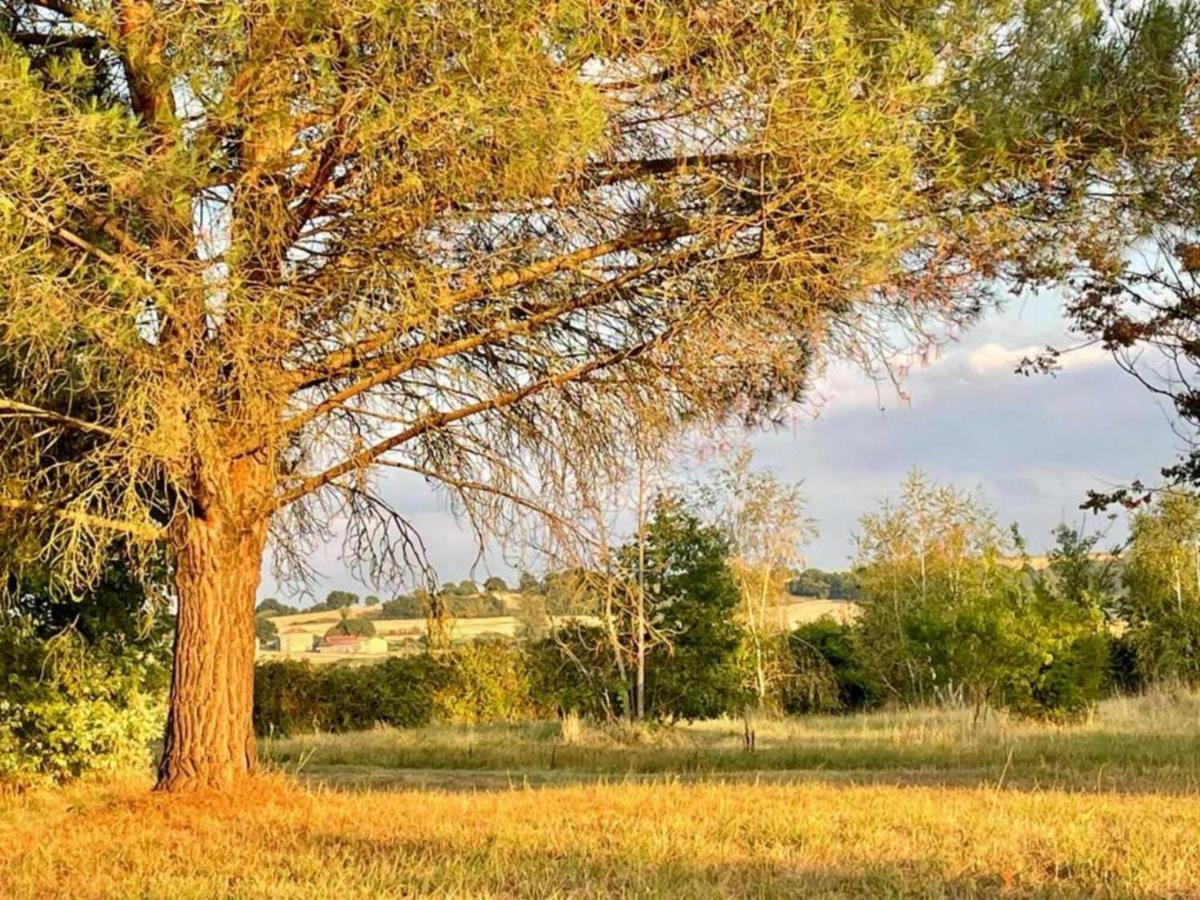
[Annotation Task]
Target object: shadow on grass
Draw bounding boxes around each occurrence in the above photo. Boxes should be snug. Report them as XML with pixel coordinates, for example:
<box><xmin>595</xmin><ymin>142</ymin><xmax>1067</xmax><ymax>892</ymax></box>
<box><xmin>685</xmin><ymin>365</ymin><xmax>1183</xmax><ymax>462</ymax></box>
<box><xmin>267</xmin><ymin>729</ymin><xmax>1200</xmax><ymax>797</ymax></box>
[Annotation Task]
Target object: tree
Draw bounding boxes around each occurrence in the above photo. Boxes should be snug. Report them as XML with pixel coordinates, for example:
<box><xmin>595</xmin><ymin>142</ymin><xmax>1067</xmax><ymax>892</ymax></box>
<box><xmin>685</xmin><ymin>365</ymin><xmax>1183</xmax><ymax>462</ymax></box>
<box><xmin>1021</xmin><ymin>3</ymin><xmax>1200</xmax><ymax>496</ymax></box>
<box><xmin>380</xmin><ymin>594</ymin><xmax>423</xmax><ymax>619</ymax></box>
<box><xmin>636</xmin><ymin>497</ymin><xmax>744</xmax><ymax>721</ymax></box>
<box><xmin>854</xmin><ymin>470</ymin><xmax>1015</xmax><ymax>707</ymax></box>
<box><xmin>698</xmin><ymin>447</ymin><xmax>814</xmax><ymax>708</ymax></box>
<box><xmin>0</xmin><ymin>2</ymin><xmax>1180</xmax><ymax>790</ymax></box>
<box><xmin>483</xmin><ymin>576</ymin><xmax>508</xmax><ymax>593</ymax></box>
<box><xmin>788</xmin><ymin>569</ymin><xmax>860</xmax><ymax>600</ymax></box>
<box><xmin>1120</xmin><ymin>492</ymin><xmax>1200</xmax><ymax>686</ymax></box>
<box><xmin>324</xmin><ymin>611</ymin><xmax>376</xmax><ymax>639</ymax></box>
<box><xmin>253</xmin><ymin>615</ymin><xmax>276</xmax><ymax>646</ymax></box>
<box><xmin>255</xmin><ymin>597</ymin><xmax>297</xmax><ymax>617</ymax></box>
<box><xmin>517</xmin><ymin>572</ymin><xmax>541</xmax><ymax>594</ymax></box>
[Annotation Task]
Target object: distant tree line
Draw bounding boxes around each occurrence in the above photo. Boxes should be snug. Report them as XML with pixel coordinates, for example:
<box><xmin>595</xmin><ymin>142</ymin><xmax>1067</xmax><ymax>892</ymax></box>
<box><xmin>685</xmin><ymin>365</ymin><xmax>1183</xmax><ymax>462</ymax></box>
<box><xmin>257</xmin><ymin>471</ymin><xmax>1200</xmax><ymax>733</ymax></box>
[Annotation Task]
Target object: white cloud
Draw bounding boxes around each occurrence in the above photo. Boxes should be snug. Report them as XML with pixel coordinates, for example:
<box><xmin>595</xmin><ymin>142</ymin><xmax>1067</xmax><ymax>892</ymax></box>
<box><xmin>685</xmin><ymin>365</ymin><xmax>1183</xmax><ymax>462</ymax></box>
<box><xmin>967</xmin><ymin>341</ymin><xmax>1110</xmax><ymax>377</ymax></box>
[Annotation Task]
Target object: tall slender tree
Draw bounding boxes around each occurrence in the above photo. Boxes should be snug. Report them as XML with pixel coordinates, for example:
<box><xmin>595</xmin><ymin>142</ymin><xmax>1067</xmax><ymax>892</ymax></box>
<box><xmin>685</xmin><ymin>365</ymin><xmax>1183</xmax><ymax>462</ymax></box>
<box><xmin>1</xmin><ymin>1</ymin><xmax>1188</xmax><ymax>789</ymax></box>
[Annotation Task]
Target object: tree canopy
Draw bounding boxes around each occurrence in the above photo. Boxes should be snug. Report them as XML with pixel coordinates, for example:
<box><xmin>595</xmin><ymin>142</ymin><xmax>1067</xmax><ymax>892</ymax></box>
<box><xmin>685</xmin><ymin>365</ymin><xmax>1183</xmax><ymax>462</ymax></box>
<box><xmin>1</xmin><ymin>0</ymin><xmax>1194</xmax><ymax>790</ymax></box>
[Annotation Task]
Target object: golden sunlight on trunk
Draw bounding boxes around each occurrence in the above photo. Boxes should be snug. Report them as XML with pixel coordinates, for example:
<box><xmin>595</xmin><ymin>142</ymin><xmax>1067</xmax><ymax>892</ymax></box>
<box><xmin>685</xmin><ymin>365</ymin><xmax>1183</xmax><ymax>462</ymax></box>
<box><xmin>156</xmin><ymin>508</ymin><xmax>267</xmax><ymax>792</ymax></box>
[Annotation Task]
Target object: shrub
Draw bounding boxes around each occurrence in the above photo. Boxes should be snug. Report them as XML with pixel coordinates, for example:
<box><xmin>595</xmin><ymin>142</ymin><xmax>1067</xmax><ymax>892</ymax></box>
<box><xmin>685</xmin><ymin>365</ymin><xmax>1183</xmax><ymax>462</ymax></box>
<box><xmin>0</xmin><ymin>622</ymin><xmax>165</xmax><ymax>785</ymax></box>
<box><xmin>432</xmin><ymin>642</ymin><xmax>537</xmax><ymax>724</ymax></box>
<box><xmin>254</xmin><ymin>656</ymin><xmax>442</xmax><ymax>735</ymax></box>
<box><xmin>781</xmin><ymin>618</ymin><xmax>883</xmax><ymax>714</ymax></box>
<box><xmin>254</xmin><ymin>646</ymin><xmax>538</xmax><ymax>735</ymax></box>
<box><xmin>381</xmin><ymin>595</ymin><xmax>425</xmax><ymax>618</ymax></box>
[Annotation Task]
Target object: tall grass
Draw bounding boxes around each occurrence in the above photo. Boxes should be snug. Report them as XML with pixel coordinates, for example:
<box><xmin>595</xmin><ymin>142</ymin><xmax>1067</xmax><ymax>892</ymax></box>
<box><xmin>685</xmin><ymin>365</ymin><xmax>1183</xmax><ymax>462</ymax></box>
<box><xmin>262</xmin><ymin>690</ymin><xmax>1200</xmax><ymax>792</ymax></box>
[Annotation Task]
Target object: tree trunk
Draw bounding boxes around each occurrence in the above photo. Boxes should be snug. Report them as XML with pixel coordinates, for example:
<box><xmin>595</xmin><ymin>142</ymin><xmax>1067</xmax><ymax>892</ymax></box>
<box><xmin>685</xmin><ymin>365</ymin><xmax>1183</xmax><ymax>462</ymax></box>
<box><xmin>156</xmin><ymin>507</ymin><xmax>268</xmax><ymax>792</ymax></box>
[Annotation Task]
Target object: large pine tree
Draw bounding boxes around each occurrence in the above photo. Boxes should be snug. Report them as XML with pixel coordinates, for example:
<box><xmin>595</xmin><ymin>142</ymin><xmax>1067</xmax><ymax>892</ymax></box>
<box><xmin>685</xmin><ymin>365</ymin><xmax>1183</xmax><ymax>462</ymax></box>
<box><xmin>1</xmin><ymin>0</ymin><xmax>1190</xmax><ymax>789</ymax></box>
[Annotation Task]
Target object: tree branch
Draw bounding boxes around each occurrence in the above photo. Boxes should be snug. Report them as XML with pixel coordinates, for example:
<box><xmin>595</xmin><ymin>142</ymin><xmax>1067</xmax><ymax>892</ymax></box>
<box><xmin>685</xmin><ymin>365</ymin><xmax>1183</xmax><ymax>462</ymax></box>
<box><xmin>277</xmin><ymin>242</ymin><xmax>709</xmax><ymax>441</ymax></box>
<box><xmin>292</xmin><ymin>222</ymin><xmax>697</xmax><ymax>389</ymax></box>
<box><xmin>0</xmin><ymin>497</ymin><xmax>162</xmax><ymax>541</ymax></box>
<box><xmin>274</xmin><ymin>320</ymin><xmax>691</xmax><ymax>512</ymax></box>
<box><xmin>0</xmin><ymin>397</ymin><xmax>119</xmax><ymax>439</ymax></box>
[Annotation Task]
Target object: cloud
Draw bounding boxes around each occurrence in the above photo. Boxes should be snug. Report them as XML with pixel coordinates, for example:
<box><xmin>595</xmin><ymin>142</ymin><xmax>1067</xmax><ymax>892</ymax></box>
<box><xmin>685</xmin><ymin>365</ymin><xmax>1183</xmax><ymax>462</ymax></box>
<box><xmin>966</xmin><ymin>341</ymin><xmax>1110</xmax><ymax>377</ymax></box>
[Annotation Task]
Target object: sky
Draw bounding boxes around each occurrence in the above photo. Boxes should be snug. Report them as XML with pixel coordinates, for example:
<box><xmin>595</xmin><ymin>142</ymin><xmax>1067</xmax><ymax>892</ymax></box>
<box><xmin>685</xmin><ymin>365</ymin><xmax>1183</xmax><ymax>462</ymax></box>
<box><xmin>259</xmin><ymin>291</ymin><xmax>1183</xmax><ymax>604</ymax></box>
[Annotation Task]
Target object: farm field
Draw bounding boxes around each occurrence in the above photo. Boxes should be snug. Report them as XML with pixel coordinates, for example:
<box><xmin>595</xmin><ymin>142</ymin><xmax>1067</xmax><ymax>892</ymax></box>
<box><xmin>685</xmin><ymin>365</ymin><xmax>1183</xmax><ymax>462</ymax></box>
<box><xmin>3</xmin><ymin>693</ymin><xmax>1200</xmax><ymax>898</ymax></box>
<box><xmin>259</xmin><ymin>597</ymin><xmax>859</xmax><ymax>663</ymax></box>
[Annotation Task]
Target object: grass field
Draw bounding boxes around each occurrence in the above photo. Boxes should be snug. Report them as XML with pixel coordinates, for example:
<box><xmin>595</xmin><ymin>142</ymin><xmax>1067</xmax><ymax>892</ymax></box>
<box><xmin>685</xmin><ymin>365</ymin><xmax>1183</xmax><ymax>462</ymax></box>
<box><xmin>3</xmin><ymin>692</ymin><xmax>1200</xmax><ymax>898</ymax></box>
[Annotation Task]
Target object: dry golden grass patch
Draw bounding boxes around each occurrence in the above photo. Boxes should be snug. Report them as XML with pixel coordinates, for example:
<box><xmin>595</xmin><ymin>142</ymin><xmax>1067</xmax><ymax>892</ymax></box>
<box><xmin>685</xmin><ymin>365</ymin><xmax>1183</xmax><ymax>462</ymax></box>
<box><xmin>2</xmin><ymin>772</ymin><xmax>1199</xmax><ymax>898</ymax></box>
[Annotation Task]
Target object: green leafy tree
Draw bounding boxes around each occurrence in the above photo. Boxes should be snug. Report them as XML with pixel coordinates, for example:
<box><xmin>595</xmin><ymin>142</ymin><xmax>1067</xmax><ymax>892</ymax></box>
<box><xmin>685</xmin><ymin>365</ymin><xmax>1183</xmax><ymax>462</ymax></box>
<box><xmin>1120</xmin><ymin>492</ymin><xmax>1200</xmax><ymax>686</ymax></box>
<box><xmin>636</xmin><ymin>498</ymin><xmax>746</xmax><ymax>721</ymax></box>
<box><xmin>0</xmin><ymin>553</ymin><xmax>169</xmax><ymax>784</ymax></box>
<box><xmin>254</xmin><ymin>615</ymin><xmax>277</xmax><ymax>646</ymax></box>
<box><xmin>380</xmin><ymin>594</ymin><xmax>424</xmax><ymax>619</ymax></box>
<box><xmin>483</xmin><ymin>576</ymin><xmax>508</xmax><ymax>593</ymax></box>
<box><xmin>788</xmin><ymin>569</ymin><xmax>860</xmax><ymax>600</ymax></box>
<box><xmin>254</xmin><ymin>598</ymin><xmax>297</xmax><ymax>617</ymax></box>
<box><xmin>697</xmin><ymin>447</ymin><xmax>815</xmax><ymax>708</ymax></box>
<box><xmin>324</xmin><ymin>611</ymin><xmax>376</xmax><ymax>639</ymax></box>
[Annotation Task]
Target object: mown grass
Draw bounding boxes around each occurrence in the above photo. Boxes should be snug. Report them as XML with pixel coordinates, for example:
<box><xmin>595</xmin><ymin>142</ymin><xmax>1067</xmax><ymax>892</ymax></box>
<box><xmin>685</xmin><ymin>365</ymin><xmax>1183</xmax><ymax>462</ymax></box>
<box><xmin>263</xmin><ymin>690</ymin><xmax>1200</xmax><ymax>793</ymax></box>
<box><xmin>3</xmin><ymin>692</ymin><xmax>1200</xmax><ymax>898</ymax></box>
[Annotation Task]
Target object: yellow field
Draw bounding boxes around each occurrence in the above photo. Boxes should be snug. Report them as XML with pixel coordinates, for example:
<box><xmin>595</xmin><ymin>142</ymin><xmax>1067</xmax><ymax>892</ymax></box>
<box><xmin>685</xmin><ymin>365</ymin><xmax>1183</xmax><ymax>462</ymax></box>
<box><xmin>4</xmin><ymin>693</ymin><xmax>1200</xmax><ymax>898</ymax></box>
<box><xmin>2</xmin><ymin>772</ymin><xmax>1198</xmax><ymax>898</ymax></box>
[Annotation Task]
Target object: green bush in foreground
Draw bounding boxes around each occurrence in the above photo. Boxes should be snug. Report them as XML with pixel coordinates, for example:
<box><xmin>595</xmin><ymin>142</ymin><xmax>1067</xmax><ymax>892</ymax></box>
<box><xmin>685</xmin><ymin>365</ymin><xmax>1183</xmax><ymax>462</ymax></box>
<box><xmin>0</xmin><ymin>557</ymin><xmax>169</xmax><ymax>786</ymax></box>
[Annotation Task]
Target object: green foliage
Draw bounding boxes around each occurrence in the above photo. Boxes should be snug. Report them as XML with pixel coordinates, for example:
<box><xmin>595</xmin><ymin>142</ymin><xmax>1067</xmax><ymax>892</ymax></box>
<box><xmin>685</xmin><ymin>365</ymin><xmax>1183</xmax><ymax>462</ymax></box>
<box><xmin>0</xmin><ymin>559</ymin><xmax>168</xmax><ymax>785</ymax></box>
<box><xmin>254</xmin><ymin>646</ymin><xmax>540</xmax><ymax>735</ymax></box>
<box><xmin>788</xmin><ymin>569</ymin><xmax>860</xmax><ymax>600</ymax></box>
<box><xmin>782</xmin><ymin>618</ymin><xmax>883</xmax><ymax>714</ymax></box>
<box><xmin>256</xmin><ymin>598</ymin><xmax>298</xmax><ymax>617</ymax></box>
<box><xmin>853</xmin><ymin>473</ymin><xmax>1113</xmax><ymax>719</ymax></box>
<box><xmin>431</xmin><ymin>642</ymin><xmax>537</xmax><ymax>725</ymax></box>
<box><xmin>1120</xmin><ymin>492</ymin><xmax>1200</xmax><ymax>687</ymax></box>
<box><xmin>255</xmin><ymin>615</ymin><xmax>277</xmax><ymax>645</ymax></box>
<box><xmin>311</xmin><ymin>590</ymin><xmax>360</xmax><ymax>612</ymax></box>
<box><xmin>381</xmin><ymin>594</ymin><xmax>425</xmax><ymax>618</ymax></box>
<box><xmin>636</xmin><ymin>498</ymin><xmax>746</xmax><ymax>721</ymax></box>
<box><xmin>324</xmin><ymin>615</ymin><xmax>376</xmax><ymax>639</ymax></box>
<box><xmin>484</xmin><ymin>576</ymin><xmax>508</xmax><ymax>593</ymax></box>
<box><xmin>254</xmin><ymin>657</ymin><xmax>442</xmax><ymax>735</ymax></box>
<box><xmin>528</xmin><ymin>626</ymin><xmax>628</xmax><ymax>720</ymax></box>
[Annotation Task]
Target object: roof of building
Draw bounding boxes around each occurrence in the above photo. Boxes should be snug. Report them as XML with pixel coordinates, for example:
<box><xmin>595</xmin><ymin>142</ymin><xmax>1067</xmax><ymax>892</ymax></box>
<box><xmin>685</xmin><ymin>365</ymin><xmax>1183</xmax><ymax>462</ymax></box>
<box><xmin>322</xmin><ymin>634</ymin><xmax>362</xmax><ymax>647</ymax></box>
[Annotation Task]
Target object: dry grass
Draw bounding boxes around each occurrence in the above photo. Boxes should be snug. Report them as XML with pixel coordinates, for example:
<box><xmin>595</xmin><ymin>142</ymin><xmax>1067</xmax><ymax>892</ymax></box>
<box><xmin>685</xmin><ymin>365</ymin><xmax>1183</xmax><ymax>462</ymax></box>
<box><xmin>2</xmin><ymin>772</ymin><xmax>1200</xmax><ymax>898</ymax></box>
<box><xmin>3</xmin><ymin>693</ymin><xmax>1200</xmax><ymax>898</ymax></box>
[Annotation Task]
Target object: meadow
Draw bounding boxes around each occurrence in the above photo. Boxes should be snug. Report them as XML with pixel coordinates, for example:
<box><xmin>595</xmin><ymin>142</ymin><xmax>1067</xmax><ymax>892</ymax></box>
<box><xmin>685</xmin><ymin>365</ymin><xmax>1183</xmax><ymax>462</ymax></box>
<box><xmin>3</xmin><ymin>692</ymin><xmax>1200</xmax><ymax>898</ymax></box>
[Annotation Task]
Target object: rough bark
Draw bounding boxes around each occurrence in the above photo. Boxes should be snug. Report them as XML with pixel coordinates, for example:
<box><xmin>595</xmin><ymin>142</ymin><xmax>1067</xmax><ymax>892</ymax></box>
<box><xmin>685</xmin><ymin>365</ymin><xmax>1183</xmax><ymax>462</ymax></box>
<box><xmin>155</xmin><ymin>503</ymin><xmax>268</xmax><ymax>792</ymax></box>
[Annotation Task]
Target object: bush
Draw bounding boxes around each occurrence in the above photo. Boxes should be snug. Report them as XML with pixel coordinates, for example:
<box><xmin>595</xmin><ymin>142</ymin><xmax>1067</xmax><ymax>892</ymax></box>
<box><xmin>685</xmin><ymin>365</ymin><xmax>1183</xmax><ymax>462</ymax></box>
<box><xmin>381</xmin><ymin>594</ymin><xmax>425</xmax><ymax>618</ymax></box>
<box><xmin>432</xmin><ymin>642</ymin><xmax>537</xmax><ymax>724</ymax></box>
<box><xmin>781</xmin><ymin>618</ymin><xmax>883</xmax><ymax>714</ymax></box>
<box><xmin>254</xmin><ymin>656</ymin><xmax>442</xmax><ymax>735</ymax></box>
<box><xmin>254</xmin><ymin>646</ymin><xmax>539</xmax><ymax>735</ymax></box>
<box><xmin>0</xmin><ymin>621</ymin><xmax>165</xmax><ymax>785</ymax></box>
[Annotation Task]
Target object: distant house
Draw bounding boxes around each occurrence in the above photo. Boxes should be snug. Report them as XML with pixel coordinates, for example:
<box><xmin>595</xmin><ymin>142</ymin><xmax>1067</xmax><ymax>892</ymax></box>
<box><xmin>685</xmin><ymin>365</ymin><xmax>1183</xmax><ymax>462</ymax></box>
<box><xmin>278</xmin><ymin>630</ymin><xmax>318</xmax><ymax>653</ymax></box>
<box><xmin>319</xmin><ymin>634</ymin><xmax>388</xmax><ymax>655</ymax></box>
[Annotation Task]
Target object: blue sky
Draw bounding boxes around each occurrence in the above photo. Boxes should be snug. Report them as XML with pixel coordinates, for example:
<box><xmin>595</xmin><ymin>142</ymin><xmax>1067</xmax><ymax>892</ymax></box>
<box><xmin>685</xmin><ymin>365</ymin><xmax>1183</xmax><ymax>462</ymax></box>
<box><xmin>260</xmin><ymin>292</ymin><xmax>1182</xmax><ymax>602</ymax></box>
